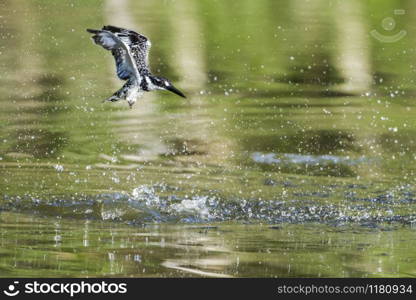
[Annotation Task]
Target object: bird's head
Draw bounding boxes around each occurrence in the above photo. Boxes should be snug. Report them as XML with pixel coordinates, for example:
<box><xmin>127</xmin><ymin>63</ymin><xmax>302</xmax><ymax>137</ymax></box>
<box><xmin>149</xmin><ymin>76</ymin><xmax>186</xmax><ymax>98</ymax></box>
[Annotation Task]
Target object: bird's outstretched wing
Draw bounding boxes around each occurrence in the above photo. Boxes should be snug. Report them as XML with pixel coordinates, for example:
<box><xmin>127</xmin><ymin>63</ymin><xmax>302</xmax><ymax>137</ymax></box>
<box><xmin>102</xmin><ymin>25</ymin><xmax>151</xmax><ymax>73</ymax></box>
<box><xmin>86</xmin><ymin>27</ymin><xmax>141</xmax><ymax>82</ymax></box>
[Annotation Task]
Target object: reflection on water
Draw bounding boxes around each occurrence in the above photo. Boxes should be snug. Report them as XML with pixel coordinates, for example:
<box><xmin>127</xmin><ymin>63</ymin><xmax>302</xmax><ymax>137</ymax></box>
<box><xmin>1</xmin><ymin>0</ymin><xmax>416</xmax><ymax>277</ymax></box>
<box><xmin>1</xmin><ymin>212</ymin><xmax>415</xmax><ymax>278</ymax></box>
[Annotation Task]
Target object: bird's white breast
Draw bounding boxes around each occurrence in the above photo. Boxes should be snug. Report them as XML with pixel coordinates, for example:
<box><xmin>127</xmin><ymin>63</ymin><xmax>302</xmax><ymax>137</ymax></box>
<box><xmin>145</xmin><ymin>76</ymin><xmax>158</xmax><ymax>91</ymax></box>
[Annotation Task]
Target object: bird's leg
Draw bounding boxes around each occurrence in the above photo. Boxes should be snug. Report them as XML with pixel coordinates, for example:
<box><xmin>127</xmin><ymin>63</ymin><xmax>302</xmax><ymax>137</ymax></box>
<box><xmin>126</xmin><ymin>91</ymin><xmax>136</xmax><ymax>109</ymax></box>
<box><xmin>126</xmin><ymin>85</ymin><xmax>141</xmax><ymax>109</ymax></box>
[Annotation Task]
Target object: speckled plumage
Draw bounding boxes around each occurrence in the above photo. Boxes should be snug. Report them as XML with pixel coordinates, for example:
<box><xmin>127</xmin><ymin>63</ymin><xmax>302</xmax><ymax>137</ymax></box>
<box><xmin>87</xmin><ymin>25</ymin><xmax>185</xmax><ymax>108</ymax></box>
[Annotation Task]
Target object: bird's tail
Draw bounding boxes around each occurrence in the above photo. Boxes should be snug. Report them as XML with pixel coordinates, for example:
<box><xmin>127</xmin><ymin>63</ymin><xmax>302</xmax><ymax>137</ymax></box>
<box><xmin>103</xmin><ymin>86</ymin><xmax>125</xmax><ymax>103</ymax></box>
<box><xmin>103</xmin><ymin>79</ymin><xmax>135</xmax><ymax>108</ymax></box>
<box><xmin>103</xmin><ymin>94</ymin><xmax>120</xmax><ymax>103</ymax></box>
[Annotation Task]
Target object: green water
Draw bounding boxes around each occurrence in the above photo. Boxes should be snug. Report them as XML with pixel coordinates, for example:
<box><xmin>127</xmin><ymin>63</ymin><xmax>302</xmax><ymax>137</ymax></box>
<box><xmin>1</xmin><ymin>0</ymin><xmax>416</xmax><ymax>277</ymax></box>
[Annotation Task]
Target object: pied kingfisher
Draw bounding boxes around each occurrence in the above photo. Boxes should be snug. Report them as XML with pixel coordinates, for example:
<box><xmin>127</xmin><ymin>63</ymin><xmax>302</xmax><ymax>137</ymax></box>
<box><xmin>87</xmin><ymin>25</ymin><xmax>186</xmax><ymax>108</ymax></box>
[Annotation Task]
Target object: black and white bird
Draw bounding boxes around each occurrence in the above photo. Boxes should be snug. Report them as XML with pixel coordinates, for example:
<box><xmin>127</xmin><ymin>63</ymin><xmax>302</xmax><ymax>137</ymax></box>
<box><xmin>87</xmin><ymin>25</ymin><xmax>186</xmax><ymax>108</ymax></box>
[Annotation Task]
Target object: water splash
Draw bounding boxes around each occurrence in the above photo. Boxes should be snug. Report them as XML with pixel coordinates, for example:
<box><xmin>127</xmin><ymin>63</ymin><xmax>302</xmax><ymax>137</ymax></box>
<box><xmin>251</xmin><ymin>152</ymin><xmax>369</xmax><ymax>166</ymax></box>
<box><xmin>2</xmin><ymin>183</ymin><xmax>416</xmax><ymax>226</ymax></box>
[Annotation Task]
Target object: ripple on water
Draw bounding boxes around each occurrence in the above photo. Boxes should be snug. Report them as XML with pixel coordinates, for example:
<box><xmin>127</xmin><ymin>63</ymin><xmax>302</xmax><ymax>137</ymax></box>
<box><xmin>251</xmin><ymin>152</ymin><xmax>370</xmax><ymax>166</ymax></box>
<box><xmin>2</xmin><ymin>183</ymin><xmax>416</xmax><ymax>226</ymax></box>
<box><xmin>250</xmin><ymin>152</ymin><xmax>375</xmax><ymax>177</ymax></box>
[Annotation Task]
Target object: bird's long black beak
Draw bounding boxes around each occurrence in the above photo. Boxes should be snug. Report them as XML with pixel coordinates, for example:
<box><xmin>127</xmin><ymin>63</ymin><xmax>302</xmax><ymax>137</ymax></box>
<box><xmin>166</xmin><ymin>85</ymin><xmax>186</xmax><ymax>98</ymax></box>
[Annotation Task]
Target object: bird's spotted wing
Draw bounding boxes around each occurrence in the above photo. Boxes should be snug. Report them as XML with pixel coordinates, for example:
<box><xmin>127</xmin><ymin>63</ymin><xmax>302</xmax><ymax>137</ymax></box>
<box><xmin>102</xmin><ymin>25</ymin><xmax>151</xmax><ymax>72</ymax></box>
<box><xmin>87</xmin><ymin>28</ymin><xmax>141</xmax><ymax>82</ymax></box>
